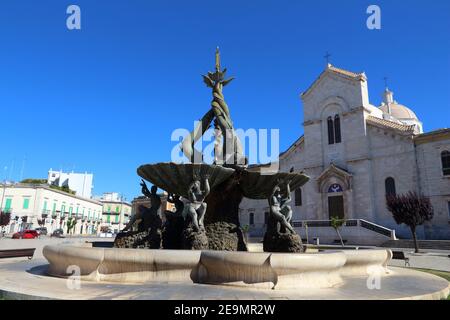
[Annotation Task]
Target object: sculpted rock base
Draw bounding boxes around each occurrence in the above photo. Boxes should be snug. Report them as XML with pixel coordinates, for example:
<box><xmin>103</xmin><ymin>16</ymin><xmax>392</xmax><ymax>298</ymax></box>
<box><xmin>263</xmin><ymin>232</ymin><xmax>305</xmax><ymax>253</ymax></box>
<box><xmin>114</xmin><ymin>230</ymin><xmax>161</xmax><ymax>249</ymax></box>
<box><xmin>182</xmin><ymin>226</ymin><xmax>209</xmax><ymax>250</ymax></box>
<box><xmin>205</xmin><ymin>221</ymin><xmax>247</xmax><ymax>251</ymax></box>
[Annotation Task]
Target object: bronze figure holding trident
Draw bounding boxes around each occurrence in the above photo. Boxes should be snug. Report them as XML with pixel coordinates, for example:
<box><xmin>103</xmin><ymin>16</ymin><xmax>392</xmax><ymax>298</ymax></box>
<box><xmin>181</xmin><ymin>48</ymin><xmax>247</xmax><ymax>166</ymax></box>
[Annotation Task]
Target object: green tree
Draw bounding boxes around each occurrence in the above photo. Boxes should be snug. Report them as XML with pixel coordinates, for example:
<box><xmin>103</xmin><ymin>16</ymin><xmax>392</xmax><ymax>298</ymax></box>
<box><xmin>66</xmin><ymin>217</ymin><xmax>77</xmax><ymax>235</ymax></box>
<box><xmin>330</xmin><ymin>216</ymin><xmax>345</xmax><ymax>247</ymax></box>
<box><xmin>20</xmin><ymin>178</ymin><xmax>47</xmax><ymax>184</ymax></box>
<box><xmin>0</xmin><ymin>211</ymin><xmax>11</xmax><ymax>235</ymax></box>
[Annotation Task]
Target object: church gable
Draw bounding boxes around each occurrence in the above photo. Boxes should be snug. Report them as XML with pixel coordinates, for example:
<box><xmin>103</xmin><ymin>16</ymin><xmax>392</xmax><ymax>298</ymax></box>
<box><xmin>301</xmin><ymin>65</ymin><xmax>366</xmax><ymax>98</ymax></box>
<box><xmin>300</xmin><ymin>65</ymin><xmax>370</xmax><ymax>123</ymax></box>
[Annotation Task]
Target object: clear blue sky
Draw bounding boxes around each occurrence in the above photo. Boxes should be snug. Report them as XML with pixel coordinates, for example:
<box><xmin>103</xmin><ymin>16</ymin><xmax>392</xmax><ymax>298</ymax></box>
<box><xmin>0</xmin><ymin>0</ymin><xmax>449</xmax><ymax>201</ymax></box>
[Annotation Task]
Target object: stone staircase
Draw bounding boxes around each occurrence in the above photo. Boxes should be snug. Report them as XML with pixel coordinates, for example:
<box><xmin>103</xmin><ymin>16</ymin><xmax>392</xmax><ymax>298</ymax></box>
<box><xmin>292</xmin><ymin>219</ymin><xmax>396</xmax><ymax>246</ymax></box>
<box><xmin>381</xmin><ymin>239</ymin><xmax>450</xmax><ymax>250</ymax></box>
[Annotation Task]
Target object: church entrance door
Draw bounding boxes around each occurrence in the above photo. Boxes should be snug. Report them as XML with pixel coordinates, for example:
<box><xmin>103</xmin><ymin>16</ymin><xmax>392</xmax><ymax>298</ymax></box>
<box><xmin>328</xmin><ymin>196</ymin><xmax>344</xmax><ymax>219</ymax></box>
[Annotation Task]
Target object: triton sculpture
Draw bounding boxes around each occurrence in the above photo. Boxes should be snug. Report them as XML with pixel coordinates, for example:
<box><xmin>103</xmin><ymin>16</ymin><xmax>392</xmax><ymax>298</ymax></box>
<box><xmin>129</xmin><ymin>49</ymin><xmax>309</xmax><ymax>251</ymax></box>
<box><xmin>181</xmin><ymin>47</ymin><xmax>246</xmax><ymax>166</ymax></box>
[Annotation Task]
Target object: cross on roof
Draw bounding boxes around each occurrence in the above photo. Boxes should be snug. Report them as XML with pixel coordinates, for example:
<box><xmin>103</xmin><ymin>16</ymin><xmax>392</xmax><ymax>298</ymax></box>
<box><xmin>324</xmin><ymin>51</ymin><xmax>331</xmax><ymax>65</ymax></box>
<box><xmin>384</xmin><ymin>76</ymin><xmax>389</xmax><ymax>88</ymax></box>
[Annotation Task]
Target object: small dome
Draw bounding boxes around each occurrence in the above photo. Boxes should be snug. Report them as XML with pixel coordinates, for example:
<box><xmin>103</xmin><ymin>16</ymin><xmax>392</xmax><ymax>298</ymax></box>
<box><xmin>380</xmin><ymin>103</ymin><xmax>418</xmax><ymax>120</ymax></box>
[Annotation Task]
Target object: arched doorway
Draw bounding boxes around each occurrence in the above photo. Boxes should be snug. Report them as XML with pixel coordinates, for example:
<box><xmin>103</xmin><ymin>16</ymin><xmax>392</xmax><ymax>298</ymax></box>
<box><xmin>327</xmin><ymin>183</ymin><xmax>344</xmax><ymax>219</ymax></box>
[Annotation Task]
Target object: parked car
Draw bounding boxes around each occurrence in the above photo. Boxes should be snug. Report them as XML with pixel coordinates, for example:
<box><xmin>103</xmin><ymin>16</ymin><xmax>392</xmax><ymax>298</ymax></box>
<box><xmin>12</xmin><ymin>230</ymin><xmax>39</xmax><ymax>239</ymax></box>
<box><xmin>35</xmin><ymin>227</ymin><xmax>48</xmax><ymax>236</ymax></box>
<box><xmin>50</xmin><ymin>229</ymin><xmax>65</xmax><ymax>238</ymax></box>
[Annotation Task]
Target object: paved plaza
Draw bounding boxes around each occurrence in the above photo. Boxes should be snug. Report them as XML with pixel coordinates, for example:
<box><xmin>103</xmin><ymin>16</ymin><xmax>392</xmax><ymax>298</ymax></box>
<box><xmin>387</xmin><ymin>249</ymin><xmax>450</xmax><ymax>272</ymax></box>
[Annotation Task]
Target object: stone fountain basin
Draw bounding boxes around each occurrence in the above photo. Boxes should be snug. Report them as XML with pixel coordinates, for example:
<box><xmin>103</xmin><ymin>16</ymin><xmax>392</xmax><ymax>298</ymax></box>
<box><xmin>43</xmin><ymin>245</ymin><xmax>392</xmax><ymax>290</ymax></box>
<box><xmin>137</xmin><ymin>163</ymin><xmax>235</xmax><ymax>198</ymax></box>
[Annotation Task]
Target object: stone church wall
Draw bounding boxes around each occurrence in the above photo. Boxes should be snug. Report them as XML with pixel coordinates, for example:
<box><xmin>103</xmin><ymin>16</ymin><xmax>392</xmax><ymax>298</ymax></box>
<box><xmin>416</xmin><ymin>138</ymin><xmax>450</xmax><ymax>239</ymax></box>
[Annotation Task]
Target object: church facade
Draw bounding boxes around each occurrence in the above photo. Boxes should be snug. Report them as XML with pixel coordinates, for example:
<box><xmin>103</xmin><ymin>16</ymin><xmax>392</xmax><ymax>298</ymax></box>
<box><xmin>239</xmin><ymin>64</ymin><xmax>450</xmax><ymax>241</ymax></box>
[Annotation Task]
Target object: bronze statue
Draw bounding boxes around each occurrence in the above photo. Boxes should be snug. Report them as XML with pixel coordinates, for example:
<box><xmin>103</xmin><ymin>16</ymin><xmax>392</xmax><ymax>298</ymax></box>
<box><xmin>167</xmin><ymin>193</ymin><xmax>184</xmax><ymax>216</ymax></box>
<box><xmin>162</xmin><ymin>193</ymin><xmax>185</xmax><ymax>249</ymax></box>
<box><xmin>185</xmin><ymin>175</ymin><xmax>210</xmax><ymax>232</ymax></box>
<box><xmin>123</xmin><ymin>180</ymin><xmax>161</xmax><ymax>232</ymax></box>
<box><xmin>280</xmin><ymin>182</ymin><xmax>293</xmax><ymax>227</ymax></box>
<box><xmin>141</xmin><ymin>180</ymin><xmax>162</xmax><ymax>208</ymax></box>
<box><xmin>268</xmin><ymin>180</ymin><xmax>295</xmax><ymax>234</ymax></box>
<box><xmin>181</xmin><ymin>48</ymin><xmax>246</xmax><ymax>166</ymax></box>
<box><xmin>135</xmin><ymin>49</ymin><xmax>310</xmax><ymax>252</ymax></box>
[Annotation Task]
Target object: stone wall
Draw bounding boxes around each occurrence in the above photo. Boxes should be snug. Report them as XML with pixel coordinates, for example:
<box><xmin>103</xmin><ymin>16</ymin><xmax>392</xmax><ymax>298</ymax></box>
<box><xmin>416</xmin><ymin>138</ymin><xmax>450</xmax><ymax>239</ymax></box>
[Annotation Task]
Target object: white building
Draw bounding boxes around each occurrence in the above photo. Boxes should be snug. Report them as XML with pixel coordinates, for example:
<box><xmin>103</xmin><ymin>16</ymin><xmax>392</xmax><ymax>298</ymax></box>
<box><xmin>0</xmin><ymin>183</ymin><xmax>103</xmax><ymax>235</ymax></box>
<box><xmin>47</xmin><ymin>169</ymin><xmax>94</xmax><ymax>199</ymax></box>
<box><xmin>95</xmin><ymin>192</ymin><xmax>121</xmax><ymax>202</ymax></box>
<box><xmin>240</xmin><ymin>64</ymin><xmax>450</xmax><ymax>244</ymax></box>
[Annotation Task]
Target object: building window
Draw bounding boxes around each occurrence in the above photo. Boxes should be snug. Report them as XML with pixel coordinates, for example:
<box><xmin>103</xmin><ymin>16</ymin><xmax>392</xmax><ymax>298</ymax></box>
<box><xmin>4</xmin><ymin>198</ymin><xmax>12</xmax><ymax>213</ymax></box>
<box><xmin>328</xmin><ymin>184</ymin><xmax>343</xmax><ymax>193</ymax></box>
<box><xmin>295</xmin><ymin>188</ymin><xmax>302</xmax><ymax>206</ymax></box>
<box><xmin>448</xmin><ymin>201</ymin><xmax>450</xmax><ymax>220</ymax></box>
<box><xmin>249</xmin><ymin>212</ymin><xmax>254</xmax><ymax>226</ymax></box>
<box><xmin>447</xmin><ymin>201</ymin><xmax>450</xmax><ymax>220</ymax></box>
<box><xmin>334</xmin><ymin>114</ymin><xmax>341</xmax><ymax>143</ymax></box>
<box><xmin>264</xmin><ymin>212</ymin><xmax>269</xmax><ymax>225</ymax></box>
<box><xmin>327</xmin><ymin>116</ymin><xmax>335</xmax><ymax>144</ymax></box>
<box><xmin>327</xmin><ymin>114</ymin><xmax>342</xmax><ymax>145</ymax></box>
<box><xmin>385</xmin><ymin>177</ymin><xmax>396</xmax><ymax>196</ymax></box>
<box><xmin>116</xmin><ymin>206</ymin><xmax>120</xmax><ymax>213</ymax></box>
<box><xmin>23</xmin><ymin>198</ymin><xmax>30</xmax><ymax>209</ymax></box>
<box><xmin>442</xmin><ymin>150</ymin><xmax>450</xmax><ymax>176</ymax></box>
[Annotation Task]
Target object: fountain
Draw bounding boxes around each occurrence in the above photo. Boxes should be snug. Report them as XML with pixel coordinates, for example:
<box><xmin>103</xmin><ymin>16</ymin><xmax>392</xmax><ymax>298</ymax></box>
<box><xmin>36</xmin><ymin>50</ymin><xmax>449</xmax><ymax>299</ymax></box>
<box><xmin>109</xmin><ymin>48</ymin><xmax>310</xmax><ymax>253</ymax></box>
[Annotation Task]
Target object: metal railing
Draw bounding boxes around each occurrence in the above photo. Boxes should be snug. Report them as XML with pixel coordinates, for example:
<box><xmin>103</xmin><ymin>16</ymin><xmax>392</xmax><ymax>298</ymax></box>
<box><xmin>292</xmin><ymin>219</ymin><xmax>396</xmax><ymax>239</ymax></box>
<box><xmin>359</xmin><ymin>219</ymin><xmax>394</xmax><ymax>237</ymax></box>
